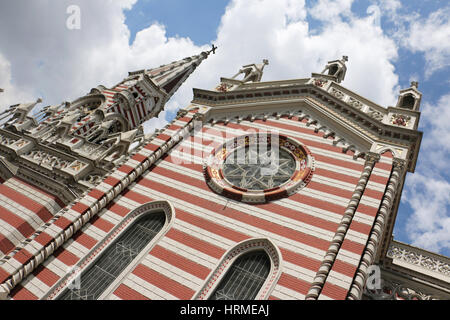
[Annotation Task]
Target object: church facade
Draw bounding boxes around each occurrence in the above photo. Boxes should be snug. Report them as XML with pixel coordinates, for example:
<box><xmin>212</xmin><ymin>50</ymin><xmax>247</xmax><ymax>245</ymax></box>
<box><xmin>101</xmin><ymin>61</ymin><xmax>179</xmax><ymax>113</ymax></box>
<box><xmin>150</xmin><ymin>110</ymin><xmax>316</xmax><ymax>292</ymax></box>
<box><xmin>0</xmin><ymin>49</ymin><xmax>448</xmax><ymax>300</ymax></box>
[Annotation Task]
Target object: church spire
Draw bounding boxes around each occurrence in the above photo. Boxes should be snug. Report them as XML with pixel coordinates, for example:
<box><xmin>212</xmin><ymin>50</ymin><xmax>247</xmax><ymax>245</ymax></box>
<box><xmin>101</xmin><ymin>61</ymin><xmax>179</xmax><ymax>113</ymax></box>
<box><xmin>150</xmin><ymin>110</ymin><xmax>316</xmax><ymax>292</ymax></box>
<box><xmin>0</xmin><ymin>47</ymin><xmax>216</xmax><ymax>205</ymax></box>
<box><xmin>139</xmin><ymin>44</ymin><xmax>217</xmax><ymax>101</ymax></box>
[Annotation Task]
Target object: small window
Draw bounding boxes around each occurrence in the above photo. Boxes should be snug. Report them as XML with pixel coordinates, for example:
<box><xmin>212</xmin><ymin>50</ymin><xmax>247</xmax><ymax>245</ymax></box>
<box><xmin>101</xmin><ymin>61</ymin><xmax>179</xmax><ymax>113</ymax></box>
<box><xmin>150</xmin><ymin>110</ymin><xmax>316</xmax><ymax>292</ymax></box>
<box><xmin>208</xmin><ymin>250</ymin><xmax>271</xmax><ymax>300</ymax></box>
<box><xmin>328</xmin><ymin>64</ymin><xmax>339</xmax><ymax>76</ymax></box>
<box><xmin>58</xmin><ymin>212</ymin><xmax>165</xmax><ymax>300</ymax></box>
<box><xmin>400</xmin><ymin>94</ymin><xmax>415</xmax><ymax>109</ymax></box>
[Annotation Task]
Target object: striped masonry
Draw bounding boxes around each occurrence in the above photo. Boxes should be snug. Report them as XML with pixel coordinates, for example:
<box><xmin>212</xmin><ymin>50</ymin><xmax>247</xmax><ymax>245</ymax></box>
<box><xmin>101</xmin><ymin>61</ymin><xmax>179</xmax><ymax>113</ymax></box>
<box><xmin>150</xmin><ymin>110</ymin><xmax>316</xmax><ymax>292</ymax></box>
<box><xmin>109</xmin><ymin>114</ymin><xmax>378</xmax><ymax>300</ymax></box>
<box><xmin>8</xmin><ymin>111</ymin><xmax>197</xmax><ymax>300</ymax></box>
<box><xmin>9</xmin><ymin>110</ymin><xmax>390</xmax><ymax>300</ymax></box>
<box><xmin>0</xmin><ymin>178</ymin><xmax>63</xmax><ymax>258</ymax></box>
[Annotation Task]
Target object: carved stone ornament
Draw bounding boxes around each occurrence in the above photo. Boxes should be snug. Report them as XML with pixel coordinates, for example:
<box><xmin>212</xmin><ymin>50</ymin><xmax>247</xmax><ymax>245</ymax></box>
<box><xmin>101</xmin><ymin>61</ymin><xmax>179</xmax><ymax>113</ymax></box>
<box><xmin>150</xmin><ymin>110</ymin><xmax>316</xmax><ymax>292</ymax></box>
<box><xmin>14</xmin><ymin>140</ymin><xmax>27</xmax><ymax>148</ymax></box>
<box><xmin>84</xmin><ymin>173</ymin><xmax>103</xmax><ymax>185</ymax></box>
<box><xmin>313</xmin><ymin>79</ymin><xmax>328</xmax><ymax>88</ymax></box>
<box><xmin>364</xmin><ymin>279</ymin><xmax>437</xmax><ymax>300</ymax></box>
<box><xmin>69</xmin><ymin>160</ymin><xmax>85</xmax><ymax>171</ymax></box>
<box><xmin>216</xmin><ymin>82</ymin><xmax>231</xmax><ymax>92</ymax></box>
<box><xmin>391</xmin><ymin>113</ymin><xmax>411</xmax><ymax>126</ymax></box>
<box><xmin>24</xmin><ymin>149</ymin><xmax>71</xmax><ymax>169</ymax></box>
<box><xmin>0</xmin><ymin>134</ymin><xmax>17</xmax><ymax>146</ymax></box>
<box><xmin>348</xmin><ymin>97</ymin><xmax>363</xmax><ymax>110</ymax></box>
<box><xmin>330</xmin><ymin>88</ymin><xmax>345</xmax><ymax>99</ymax></box>
<box><xmin>367</xmin><ymin>108</ymin><xmax>384</xmax><ymax>121</ymax></box>
<box><xmin>387</xmin><ymin>243</ymin><xmax>450</xmax><ymax>277</ymax></box>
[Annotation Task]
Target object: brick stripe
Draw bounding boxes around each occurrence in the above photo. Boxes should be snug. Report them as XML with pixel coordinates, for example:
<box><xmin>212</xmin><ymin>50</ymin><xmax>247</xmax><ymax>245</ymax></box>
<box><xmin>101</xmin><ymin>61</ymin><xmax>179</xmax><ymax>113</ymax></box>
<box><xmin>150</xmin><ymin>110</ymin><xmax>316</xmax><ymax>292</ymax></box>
<box><xmin>10</xmin><ymin>284</ymin><xmax>38</xmax><ymax>300</ymax></box>
<box><xmin>149</xmin><ymin>245</ymin><xmax>211</xmax><ymax>280</ymax></box>
<box><xmin>0</xmin><ymin>234</ymin><xmax>15</xmax><ymax>255</ymax></box>
<box><xmin>165</xmin><ymin>228</ymin><xmax>225</xmax><ymax>259</ymax></box>
<box><xmin>155</xmin><ymin>163</ymin><xmax>342</xmax><ymax>233</ymax></box>
<box><xmin>215</xmin><ymin>119</ymin><xmax>363</xmax><ymax>164</ymax></box>
<box><xmin>113</xmin><ymin>284</ymin><xmax>150</xmax><ymax>300</ymax></box>
<box><xmin>176</xmin><ymin>208</ymin><xmax>249</xmax><ymax>243</ymax></box>
<box><xmin>132</xmin><ymin>264</ymin><xmax>195</xmax><ymax>300</ymax></box>
<box><xmin>277</xmin><ymin>272</ymin><xmax>311</xmax><ymax>295</ymax></box>
<box><xmin>53</xmin><ymin>247</ymin><xmax>80</xmax><ymax>266</ymax></box>
<box><xmin>0</xmin><ymin>184</ymin><xmax>52</xmax><ymax>222</ymax></box>
<box><xmin>139</xmin><ymin>177</ymin><xmax>332</xmax><ymax>252</ymax></box>
<box><xmin>11</xmin><ymin>177</ymin><xmax>64</xmax><ymax>208</ymax></box>
<box><xmin>32</xmin><ymin>265</ymin><xmax>60</xmax><ymax>287</ymax></box>
<box><xmin>0</xmin><ymin>266</ymin><xmax>11</xmax><ymax>282</ymax></box>
<box><xmin>72</xmin><ymin>231</ymin><xmax>98</xmax><ymax>250</ymax></box>
<box><xmin>280</xmin><ymin>248</ymin><xmax>321</xmax><ymax>272</ymax></box>
<box><xmin>0</xmin><ymin>205</ymin><xmax>35</xmax><ymax>237</ymax></box>
<box><xmin>320</xmin><ymin>282</ymin><xmax>348</xmax><ymax>300</ymax></box>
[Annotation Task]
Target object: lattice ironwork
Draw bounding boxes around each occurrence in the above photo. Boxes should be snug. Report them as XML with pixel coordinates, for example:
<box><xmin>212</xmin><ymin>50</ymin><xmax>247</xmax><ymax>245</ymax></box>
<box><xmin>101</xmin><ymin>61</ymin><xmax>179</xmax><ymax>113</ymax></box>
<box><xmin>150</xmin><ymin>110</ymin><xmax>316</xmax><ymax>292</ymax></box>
<box><xmin>222</xmin><ymin>147</ymin><xmax>295</xmax><ymax>190</ymax></box>
<box><xmin>59</xmin><ymin>212</ymin><xmax>165</xmax><ymax>300</ymax></box>
<box><xmin>209</xmin><ymin>250</ymin><xmax>270</xmax><ymax>300</ymax></box>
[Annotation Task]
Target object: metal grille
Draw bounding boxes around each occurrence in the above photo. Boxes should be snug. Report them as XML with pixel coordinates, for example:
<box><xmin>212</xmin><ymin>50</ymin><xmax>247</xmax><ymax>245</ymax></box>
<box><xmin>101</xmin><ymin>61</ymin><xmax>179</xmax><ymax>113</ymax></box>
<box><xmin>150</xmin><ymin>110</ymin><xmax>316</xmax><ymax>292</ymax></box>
<box><xmin>209</xmin><ymin>250</ymin><xmax>270</xmax><ymax>300</ymax></box>
<box><xmin>59</xmin><ymin>212</ymin><xmax>165</xmax><ymax>300</ymax></box>
<box><xmin>223</xmin><ymin>147</ymin><xmax>295</xmax><ymax>190</ymax></box>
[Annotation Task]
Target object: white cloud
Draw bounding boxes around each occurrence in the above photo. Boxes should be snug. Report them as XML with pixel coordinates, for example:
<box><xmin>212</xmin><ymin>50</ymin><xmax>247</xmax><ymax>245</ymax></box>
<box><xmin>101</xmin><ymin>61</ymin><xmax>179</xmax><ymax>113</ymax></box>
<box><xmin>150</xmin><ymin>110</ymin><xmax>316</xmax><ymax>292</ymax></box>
<box><xmin>420</xmin><ymin>94</ymin><xmax>450</xmax><ymax>170</ymax></box>
<box><xmin>309</xmin><ymin>0</ymin><xmax>354</xmax><ymax>21</ymax></box>
<box><xmin>399</xmin><ymin>93</ymin><xmax>450</xmax><ymax>254</ymax></box>
<box><xmin>392</xmin><ymin>7</ymin><xmax>450</xmax><ymax>77</ymax></box>
<box><xmin>408</xmin><ymin>8</ymin><xmax>450</xmax><ymax>77</ymax></box>
<box><xmin>0</xmin><ymin>0</ymin><xmax>401</xmax><ymax>115</ymax></box>
<box><xmin>142</xmin><ymin>110</ymin><xmax>169</xmax><ymax>134</ymax></box>
<box><xmin>0</xmin><ymin>52</ymin><xmax>35</xmax><ymax>107</ymax></box>
<box><xmin>403</xmin><ymin>173</ymin><xmax>450</xmax><ymax>254</ymax></box>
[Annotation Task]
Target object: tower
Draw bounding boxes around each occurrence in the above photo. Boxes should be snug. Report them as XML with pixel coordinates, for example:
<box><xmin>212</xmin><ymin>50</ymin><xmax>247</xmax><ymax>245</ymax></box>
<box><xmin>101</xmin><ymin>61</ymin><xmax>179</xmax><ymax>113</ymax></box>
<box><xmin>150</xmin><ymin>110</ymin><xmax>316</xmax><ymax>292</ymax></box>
<box><xmin>0</xmin><ymin>47</ymin><xmax>214</xmax><ymax>265</ymax></box>
<box><xmin>0</xmin><ymin>53</ymin><xmax>448</xmax><ymax>301</ymax></box>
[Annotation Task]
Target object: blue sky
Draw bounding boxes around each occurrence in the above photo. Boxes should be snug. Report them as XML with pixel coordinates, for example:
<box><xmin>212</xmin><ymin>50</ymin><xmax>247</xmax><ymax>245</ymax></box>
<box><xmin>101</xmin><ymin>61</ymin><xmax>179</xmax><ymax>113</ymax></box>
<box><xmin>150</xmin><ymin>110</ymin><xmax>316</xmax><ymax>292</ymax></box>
<box><xmin>121</xmin><ymin>0</ymin><xmax>450</xmax><ymax>255</ymax></box>
<box><xmin>0</xmin><ymin>0</ymin><xmax>449</xmax><ymax>256</ymax></box>
<box><xmin>124</xmin><ymin>0</ymin><xmax>230</xmax><ymax>46</ymax></box>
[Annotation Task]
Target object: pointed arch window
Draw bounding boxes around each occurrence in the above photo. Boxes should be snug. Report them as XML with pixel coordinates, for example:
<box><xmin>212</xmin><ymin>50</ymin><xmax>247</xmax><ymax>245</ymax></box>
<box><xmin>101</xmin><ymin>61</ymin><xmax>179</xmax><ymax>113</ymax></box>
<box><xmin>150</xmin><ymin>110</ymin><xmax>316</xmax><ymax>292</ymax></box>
<box><xmin>196</xmin><ymin>239</ymin><xmax>282</xmax><ymax>300</ymax></box>
<box><xmin>210</xmin><ymin>250</ymin><xmax>270</xmax><ymax>300</ymax></box>
<box><xmin>53</xmin><ymin>201</ymin><xmax>174</xmax><ymax>301</ymax></box>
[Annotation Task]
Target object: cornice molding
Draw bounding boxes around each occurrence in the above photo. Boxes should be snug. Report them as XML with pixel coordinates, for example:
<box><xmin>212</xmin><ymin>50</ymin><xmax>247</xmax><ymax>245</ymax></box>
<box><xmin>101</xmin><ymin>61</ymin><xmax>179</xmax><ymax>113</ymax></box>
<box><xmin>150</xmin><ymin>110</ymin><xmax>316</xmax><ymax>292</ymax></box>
<box><xmin>192</xmin><ymin>81</ymin><xmax>421</xmax><ymax>172</ymax></box>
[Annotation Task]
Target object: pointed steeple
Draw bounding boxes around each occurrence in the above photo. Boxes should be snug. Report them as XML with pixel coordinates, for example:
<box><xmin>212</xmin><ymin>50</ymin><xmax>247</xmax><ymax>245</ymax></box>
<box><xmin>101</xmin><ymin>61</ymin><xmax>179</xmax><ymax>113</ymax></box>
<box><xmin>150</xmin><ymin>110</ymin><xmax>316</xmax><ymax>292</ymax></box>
<box><xmin>144</xmin><ymin>45</ymin><xmax>217</xmax><ymax>100</ymax></box>
<box><xmin>100</xmin><ymin>45</ymin><xmax>217</xmax><ymax>130</ymax></box>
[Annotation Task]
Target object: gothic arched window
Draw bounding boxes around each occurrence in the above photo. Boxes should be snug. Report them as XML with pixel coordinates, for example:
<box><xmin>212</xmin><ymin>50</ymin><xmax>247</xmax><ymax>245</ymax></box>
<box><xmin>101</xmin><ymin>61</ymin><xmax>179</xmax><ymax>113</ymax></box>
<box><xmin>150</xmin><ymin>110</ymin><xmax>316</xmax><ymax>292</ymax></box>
<box><xmin>209</xmin><ymin>250</ymin><xmax>271</xmax><ymax>300</ymax></box>
<box><xmin>196</xmin><ymin>239</ymin><xmax>282</xmax><ymax>300</ymax></box>
<box><xmin>57</xmin><ymin>211</ymin><xmax>166</xmax><ymax>300</ymax></box>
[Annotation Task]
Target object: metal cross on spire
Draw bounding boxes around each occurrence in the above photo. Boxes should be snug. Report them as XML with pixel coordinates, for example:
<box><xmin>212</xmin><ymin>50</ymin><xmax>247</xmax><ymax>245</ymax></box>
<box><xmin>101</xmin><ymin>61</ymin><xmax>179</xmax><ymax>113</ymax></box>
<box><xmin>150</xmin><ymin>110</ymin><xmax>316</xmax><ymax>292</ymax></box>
<box><xmin>208</xmin><ymin>44</ymin><xmax>218</xmax><ymax>55</ymax></box>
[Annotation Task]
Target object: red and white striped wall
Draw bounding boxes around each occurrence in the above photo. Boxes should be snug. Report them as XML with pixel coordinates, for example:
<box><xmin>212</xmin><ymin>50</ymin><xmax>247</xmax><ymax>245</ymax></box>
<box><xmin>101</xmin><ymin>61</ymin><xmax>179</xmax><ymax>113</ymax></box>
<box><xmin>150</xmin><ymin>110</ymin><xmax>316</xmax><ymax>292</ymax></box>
<box><xmin>4</xmin><ymin>111</ymin><xmax>197</xmax><ymax>300</ymax></box>
<box><xmin>318</xmin><ymin>151</ymin><xmax>393</xmax><ymax>300</ymax></box>
<box><xmin>6</xmin><ymin>110</ymin><xmax>393</xmax><ymax>300</ymax></box>
<box><xmin>0</xmin><ymin>178</ymin><xmax>63</xmax><ymax>258</ymax></box>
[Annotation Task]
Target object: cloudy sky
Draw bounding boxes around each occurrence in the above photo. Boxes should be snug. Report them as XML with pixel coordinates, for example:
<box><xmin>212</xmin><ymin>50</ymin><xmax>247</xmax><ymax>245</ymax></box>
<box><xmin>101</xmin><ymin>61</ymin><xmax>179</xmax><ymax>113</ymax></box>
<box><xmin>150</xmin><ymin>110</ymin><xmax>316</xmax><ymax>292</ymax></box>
<box><xmin>0</xmin><ymin>0</ymin><xmax>449</xmax><ymax>256</ymax></box>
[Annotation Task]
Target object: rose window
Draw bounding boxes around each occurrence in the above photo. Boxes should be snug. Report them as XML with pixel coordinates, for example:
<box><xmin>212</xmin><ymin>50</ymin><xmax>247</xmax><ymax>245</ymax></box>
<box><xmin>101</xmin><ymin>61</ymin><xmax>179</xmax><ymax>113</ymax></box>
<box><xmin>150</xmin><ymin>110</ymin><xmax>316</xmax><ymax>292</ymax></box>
<box><xmin>222</xmin><ymin>147</ymin><xmax>296</xmax><ymax>191</ymax></box>
<box><xmin>204</xmin><ymin>133</ymin><xmax>314</xmax><ymax>203</ymax></box>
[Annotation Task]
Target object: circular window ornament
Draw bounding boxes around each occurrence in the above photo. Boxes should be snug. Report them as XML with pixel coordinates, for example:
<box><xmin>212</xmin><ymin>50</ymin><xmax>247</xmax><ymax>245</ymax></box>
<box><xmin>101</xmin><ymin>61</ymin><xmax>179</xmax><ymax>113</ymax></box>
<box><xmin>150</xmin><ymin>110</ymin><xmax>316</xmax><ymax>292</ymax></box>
<box><xmin>204</xmin><ymin>133</ymin><xmax>314</xmax><ymax>203</ymax></box>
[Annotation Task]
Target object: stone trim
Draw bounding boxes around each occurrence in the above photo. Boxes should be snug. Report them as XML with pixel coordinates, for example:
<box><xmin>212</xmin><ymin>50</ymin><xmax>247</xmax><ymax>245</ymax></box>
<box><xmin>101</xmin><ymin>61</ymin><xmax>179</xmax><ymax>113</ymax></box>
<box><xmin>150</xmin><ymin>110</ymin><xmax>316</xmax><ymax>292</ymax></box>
<box><xmin>387</xmin><ymin>241</ymin><xmax>450</xmax><ymax>280</ymax></box>
<box><xmin>46</xmin><ymin>200</ymin><xmax>175</xmax><ymax>300</ymax></box>
<box><xmin>305</xmin><ymin>152</ymin><xmax>380</xmax><ymax>300</ymax></box>
<box><xmin>347</xmin><ymin>158</ymin><xmax>406</xmax><ymax>299</ymax></box>
<box><xmin>194</xmin><ymin>238</ymin><xmax>282</xmax><ymax>300</ymax></box>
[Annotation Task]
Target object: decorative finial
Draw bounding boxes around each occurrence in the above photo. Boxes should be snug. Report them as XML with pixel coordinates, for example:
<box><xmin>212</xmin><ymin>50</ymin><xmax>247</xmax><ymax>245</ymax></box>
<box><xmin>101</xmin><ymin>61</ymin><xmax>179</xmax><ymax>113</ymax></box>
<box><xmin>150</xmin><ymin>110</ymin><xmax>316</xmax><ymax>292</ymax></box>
<box><xmin>37</xmin><ymin>98</ymin><xmax>43</xmax><ymax>104</ymax></box>
<box><xmin>411</xmin><ymin>81</ymin><xmax>419</xmax><ymax>89</ymax></box>
<box><xmin>342</xmin><ymin>55</ymin><xmax>348</xmax><ymax>62</ymax></box>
